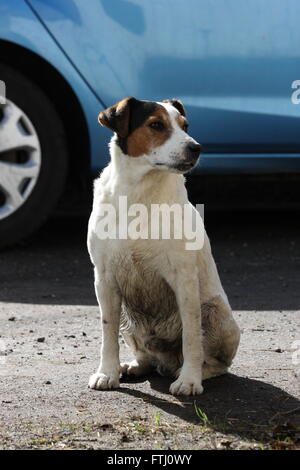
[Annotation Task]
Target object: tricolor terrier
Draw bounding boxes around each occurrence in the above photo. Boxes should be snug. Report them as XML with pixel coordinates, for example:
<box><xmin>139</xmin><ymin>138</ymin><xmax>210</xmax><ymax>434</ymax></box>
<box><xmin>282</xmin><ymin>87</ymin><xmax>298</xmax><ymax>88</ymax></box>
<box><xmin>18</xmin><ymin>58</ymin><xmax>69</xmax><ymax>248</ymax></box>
<box><xmin>87</xmin><ymin>97</ymin><xmax>240</xmax><ymax>395</ymax></box>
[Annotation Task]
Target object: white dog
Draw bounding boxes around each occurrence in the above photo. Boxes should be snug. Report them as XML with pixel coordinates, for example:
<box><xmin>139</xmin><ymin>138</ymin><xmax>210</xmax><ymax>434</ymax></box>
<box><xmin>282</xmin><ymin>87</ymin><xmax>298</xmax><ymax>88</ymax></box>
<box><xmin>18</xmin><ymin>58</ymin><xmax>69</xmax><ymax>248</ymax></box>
<box><xmin>87</xmin><ymin>97</ymin><xmax>240</xmax><ymax>395</ymax></box>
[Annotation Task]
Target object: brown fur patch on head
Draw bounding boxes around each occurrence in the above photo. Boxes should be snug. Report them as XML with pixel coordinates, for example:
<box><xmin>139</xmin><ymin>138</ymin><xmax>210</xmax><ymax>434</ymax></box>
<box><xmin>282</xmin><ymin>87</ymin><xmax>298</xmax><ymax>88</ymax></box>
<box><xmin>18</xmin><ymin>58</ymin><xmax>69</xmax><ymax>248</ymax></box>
<box><xmin>176</xmin><ymin>114</ymin><xmax>189</xmax><ymax>132</ymax></box>
<box><xmin>98</xmin><ymin>97</ymin><xmax>136</xmax><ymax>138</ymax></box>
<box><xmin>126</xmin><ymin>106</ymin><xmax>172</xmax><ymax>157</ymax></box>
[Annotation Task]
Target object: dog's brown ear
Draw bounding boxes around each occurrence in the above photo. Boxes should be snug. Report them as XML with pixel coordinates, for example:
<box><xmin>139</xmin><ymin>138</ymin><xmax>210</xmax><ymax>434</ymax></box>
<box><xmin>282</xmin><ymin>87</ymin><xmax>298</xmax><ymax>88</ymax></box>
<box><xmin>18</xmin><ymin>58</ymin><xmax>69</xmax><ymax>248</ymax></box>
<box><xmin>163</xmin><ymin>98</ymin><xmax>186</xmax><ymax>117</ymax></box>
<box><xmin>98</xmin><ymin>97</ymin><xmax>136</xmax><ymax>137</ymax></box>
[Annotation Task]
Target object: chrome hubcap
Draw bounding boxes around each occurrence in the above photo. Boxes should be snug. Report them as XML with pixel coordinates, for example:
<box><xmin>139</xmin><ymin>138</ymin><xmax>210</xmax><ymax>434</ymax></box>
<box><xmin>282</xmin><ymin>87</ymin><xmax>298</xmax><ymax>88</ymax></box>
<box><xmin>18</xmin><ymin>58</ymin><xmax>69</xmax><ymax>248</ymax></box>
<box><xmin>0</xmin><ymin>99</ymin><xmax>41</xmax><ymax>220</ymax></box>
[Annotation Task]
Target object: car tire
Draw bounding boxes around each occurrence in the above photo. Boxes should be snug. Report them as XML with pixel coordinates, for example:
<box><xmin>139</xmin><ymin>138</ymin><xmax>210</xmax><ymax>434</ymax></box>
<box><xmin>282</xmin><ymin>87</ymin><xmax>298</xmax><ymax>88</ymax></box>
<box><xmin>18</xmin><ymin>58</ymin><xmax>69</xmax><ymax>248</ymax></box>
<box><xmin>0</xmin><ymin>63</ymin><xmax>68</xmax><ymax>249</ymax></box>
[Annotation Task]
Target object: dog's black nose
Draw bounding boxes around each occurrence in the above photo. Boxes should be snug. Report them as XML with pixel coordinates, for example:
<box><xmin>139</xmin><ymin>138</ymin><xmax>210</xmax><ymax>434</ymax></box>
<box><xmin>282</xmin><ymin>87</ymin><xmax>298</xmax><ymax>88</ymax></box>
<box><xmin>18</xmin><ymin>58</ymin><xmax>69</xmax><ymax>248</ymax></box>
<box><xmin>188</xmin><ymin>142</ymin><xmax>202</xmax><ymax>154</ymax></box>
<box><xmin>185</xmin><ymin>142</ymin><xmax>202</xmax><ymax>162</ymax></box>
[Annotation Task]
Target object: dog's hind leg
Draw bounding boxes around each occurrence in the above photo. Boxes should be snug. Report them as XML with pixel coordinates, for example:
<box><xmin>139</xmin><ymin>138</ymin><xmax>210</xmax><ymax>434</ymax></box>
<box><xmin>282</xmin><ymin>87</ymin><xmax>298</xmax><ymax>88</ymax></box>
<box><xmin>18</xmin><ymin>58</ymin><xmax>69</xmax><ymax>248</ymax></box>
<box><xmin>120</xmin><ymin>354</ymin><xmax>153</xmax><ymax>377</ymax></box>
<box><xmin>120</xmin><ymin>332</ymin><xmax>154</xmax><ymax>377</ymax></box>
<box><xmin>201</xmin><ymin>294</ymin><xmax>240</xmax><ymax>380</ymax></box>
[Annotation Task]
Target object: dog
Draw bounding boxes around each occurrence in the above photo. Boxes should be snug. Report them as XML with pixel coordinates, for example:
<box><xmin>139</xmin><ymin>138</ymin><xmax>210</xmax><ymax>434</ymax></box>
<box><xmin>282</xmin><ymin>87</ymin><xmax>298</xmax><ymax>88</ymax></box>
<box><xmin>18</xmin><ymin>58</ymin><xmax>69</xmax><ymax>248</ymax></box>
<box><xmin>87</xmin><ymin>97</ymin><xmax>240</xmax><ymax>395</ymax></box>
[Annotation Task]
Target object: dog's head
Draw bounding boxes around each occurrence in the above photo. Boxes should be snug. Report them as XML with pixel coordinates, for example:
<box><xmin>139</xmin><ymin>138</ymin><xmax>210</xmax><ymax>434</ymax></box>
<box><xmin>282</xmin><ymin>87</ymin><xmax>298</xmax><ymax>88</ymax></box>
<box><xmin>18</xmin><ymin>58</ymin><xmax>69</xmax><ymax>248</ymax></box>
<box><xmin>98</xmin><ymin>97</ymin><xmax>202</xmax><ymax>173</ymax></box>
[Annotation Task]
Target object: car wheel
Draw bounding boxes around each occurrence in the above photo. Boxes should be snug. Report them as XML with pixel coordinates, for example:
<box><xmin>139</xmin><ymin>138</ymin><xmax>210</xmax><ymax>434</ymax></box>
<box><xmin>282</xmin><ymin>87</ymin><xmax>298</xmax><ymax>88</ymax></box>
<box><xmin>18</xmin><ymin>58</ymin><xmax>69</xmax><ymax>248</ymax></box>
<box><xmin>0</xmin><ymin>64</ymin><xmax>68</xmax><ymax>249</ymax></box>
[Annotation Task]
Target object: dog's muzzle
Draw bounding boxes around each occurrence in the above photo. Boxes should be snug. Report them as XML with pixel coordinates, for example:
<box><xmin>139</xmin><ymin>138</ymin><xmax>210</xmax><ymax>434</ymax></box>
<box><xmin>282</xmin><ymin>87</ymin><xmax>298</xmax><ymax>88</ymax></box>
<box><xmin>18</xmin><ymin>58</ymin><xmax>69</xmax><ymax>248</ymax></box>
<box><xmin>173</xmin><ymin>141</ymin><xmax>202</xmax><ymax>172</ymax></box>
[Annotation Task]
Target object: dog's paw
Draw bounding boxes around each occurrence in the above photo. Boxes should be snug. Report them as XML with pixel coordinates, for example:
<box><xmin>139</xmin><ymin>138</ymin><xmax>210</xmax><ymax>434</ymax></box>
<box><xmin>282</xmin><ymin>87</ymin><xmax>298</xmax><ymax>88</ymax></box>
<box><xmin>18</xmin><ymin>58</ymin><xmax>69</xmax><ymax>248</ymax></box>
<box><xmin>88</xmin><ymin>371</ymin><xmax>120</xmax><ymax>390</ymax></box>
<box><xmin>169</xmin><ymin>374</ymin><xmax>203</xmax><ymax>396</ymax></box>
<box><xmin>120</xmin><ymin>360</ymin><xmax>151</xmax><ymax>377</ymax></box>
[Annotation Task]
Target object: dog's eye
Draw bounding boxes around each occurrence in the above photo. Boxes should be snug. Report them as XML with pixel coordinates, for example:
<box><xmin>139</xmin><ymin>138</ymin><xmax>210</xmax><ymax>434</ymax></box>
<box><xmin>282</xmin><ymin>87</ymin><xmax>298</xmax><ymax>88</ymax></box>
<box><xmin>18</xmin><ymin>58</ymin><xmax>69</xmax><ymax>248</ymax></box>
<box><xmin>149</xmin><ymin>121</ymin><xmax>165</xmax><ymax>131</ymax></box>
<box><xmin>183</xmin><ymin>123</ymin><xmax>189</xmax><ymax>132</ymax></box>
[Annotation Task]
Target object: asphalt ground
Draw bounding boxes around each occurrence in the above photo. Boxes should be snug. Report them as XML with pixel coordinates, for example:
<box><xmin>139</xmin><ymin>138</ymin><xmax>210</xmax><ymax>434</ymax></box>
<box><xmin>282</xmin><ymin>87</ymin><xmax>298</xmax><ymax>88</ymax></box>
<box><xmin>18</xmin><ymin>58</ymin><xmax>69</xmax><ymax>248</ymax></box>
<box><xmin>0</xmin><ymin>210</ymin><xmax>299</xmax><ymax>449</ymax></box>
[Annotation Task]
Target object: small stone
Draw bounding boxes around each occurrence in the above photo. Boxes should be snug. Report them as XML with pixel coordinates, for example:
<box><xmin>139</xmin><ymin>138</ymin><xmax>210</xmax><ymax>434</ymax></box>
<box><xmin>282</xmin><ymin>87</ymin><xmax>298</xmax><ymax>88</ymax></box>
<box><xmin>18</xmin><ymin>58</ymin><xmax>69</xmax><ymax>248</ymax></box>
<box><xmin>99</xmin><ymin>424</ymin><xmax>113</xmax><ymax>431</ymax></box>
<box><xmin>45</xmin><ymin>381</ymin><xmax>51</xmax><ymax>385</ymax></box>
<box><xmin>120</xmin><ymin>432</ymin><xmax>130</xmax><ymax>443</ymax></box>
<box><xmin>37</xmin><ymin>337</ymin><xmax>45</xmax><ymax>343</ymax></box>
<box><xmin>8</xmin><ymin>317</ymin><xmax>15</xmax><ymax>321</ymax></box>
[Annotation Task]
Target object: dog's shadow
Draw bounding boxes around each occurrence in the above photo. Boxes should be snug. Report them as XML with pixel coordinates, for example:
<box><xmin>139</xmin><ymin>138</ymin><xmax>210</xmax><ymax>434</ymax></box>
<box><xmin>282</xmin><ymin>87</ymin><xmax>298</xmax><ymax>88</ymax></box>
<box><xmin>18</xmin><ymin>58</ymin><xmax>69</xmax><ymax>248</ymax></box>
<box><xmin>119</xmin><ymin>372</ymin><xmax>299</xmax><ymax>444</ymax></box>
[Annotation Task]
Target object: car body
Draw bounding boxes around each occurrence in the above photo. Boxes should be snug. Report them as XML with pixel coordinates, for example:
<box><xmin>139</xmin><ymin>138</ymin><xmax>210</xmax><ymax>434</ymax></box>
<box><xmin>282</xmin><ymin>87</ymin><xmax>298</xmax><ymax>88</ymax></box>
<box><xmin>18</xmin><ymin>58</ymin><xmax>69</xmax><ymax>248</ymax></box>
<box><xmin>0</xmin><ymin>0</ymin><xmax>300</xmax><ymax>247</ymax></box>
<box><xmin>1</xmin><ymin>0</ymin><xmax>300</xmax><ymax>174</ymax></box>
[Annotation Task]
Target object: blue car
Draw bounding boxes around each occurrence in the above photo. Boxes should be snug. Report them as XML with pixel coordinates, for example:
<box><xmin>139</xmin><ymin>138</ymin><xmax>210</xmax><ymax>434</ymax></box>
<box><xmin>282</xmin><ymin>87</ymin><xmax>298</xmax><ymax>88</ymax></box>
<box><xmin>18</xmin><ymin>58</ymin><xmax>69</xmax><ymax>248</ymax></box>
<box><xmin>0</xmin><ymin>0</ymin><xmax>300</xmax><ymax>247</ymax></box>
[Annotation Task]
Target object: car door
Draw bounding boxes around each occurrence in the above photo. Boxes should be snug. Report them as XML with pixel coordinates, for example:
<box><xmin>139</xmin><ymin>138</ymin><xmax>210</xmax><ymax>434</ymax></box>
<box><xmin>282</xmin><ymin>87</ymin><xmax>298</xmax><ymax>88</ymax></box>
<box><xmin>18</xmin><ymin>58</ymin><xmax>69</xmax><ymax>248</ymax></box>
<box><xmin>28</xmin><ymin>0</ymin><xmax>300</xmax><ymax>169</ymax></box>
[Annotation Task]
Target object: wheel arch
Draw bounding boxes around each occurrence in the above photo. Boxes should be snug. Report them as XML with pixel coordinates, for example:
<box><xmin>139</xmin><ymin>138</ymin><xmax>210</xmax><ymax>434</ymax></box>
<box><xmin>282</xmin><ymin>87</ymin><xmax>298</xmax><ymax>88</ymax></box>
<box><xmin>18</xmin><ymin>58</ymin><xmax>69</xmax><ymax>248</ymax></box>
<box><xmin>0</xmin><ymin>39</ymin><xmax>91</xmax><ymax>194</ymax></box>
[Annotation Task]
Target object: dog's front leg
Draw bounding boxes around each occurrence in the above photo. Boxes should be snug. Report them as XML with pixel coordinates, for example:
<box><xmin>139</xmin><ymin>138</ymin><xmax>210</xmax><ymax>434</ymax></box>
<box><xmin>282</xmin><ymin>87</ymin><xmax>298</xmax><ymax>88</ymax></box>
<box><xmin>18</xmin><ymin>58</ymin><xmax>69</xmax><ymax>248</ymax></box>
<box><xmin>89</xmin><ymin>270</ymin><xmax>121</xmax><ymax>390</ymax></box>
<box><xmin>168</xmin><ymin>267</ymin><xmax>204</xmax><ymax>396</ymax></box>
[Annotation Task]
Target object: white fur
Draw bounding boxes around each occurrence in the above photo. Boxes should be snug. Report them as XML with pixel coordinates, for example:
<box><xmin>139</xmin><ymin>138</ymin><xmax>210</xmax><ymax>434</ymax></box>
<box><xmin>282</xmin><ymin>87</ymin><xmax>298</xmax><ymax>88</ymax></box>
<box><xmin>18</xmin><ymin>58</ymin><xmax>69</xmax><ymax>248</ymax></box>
<box><xmin>87</xmin><ymin>102</ymin><xmax>240</xmax><ymax>395</ymax></box>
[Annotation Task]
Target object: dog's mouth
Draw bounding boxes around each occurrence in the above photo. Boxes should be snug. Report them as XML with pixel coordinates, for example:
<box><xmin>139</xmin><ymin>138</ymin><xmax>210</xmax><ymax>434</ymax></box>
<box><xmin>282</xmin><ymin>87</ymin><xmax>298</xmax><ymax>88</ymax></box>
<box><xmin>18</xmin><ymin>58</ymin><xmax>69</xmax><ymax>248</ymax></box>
<box><xmin>155</xmin><ymin>159</ymin><xmax>198</xmax><ymax>173</ymax></box>
<box><xmin>170</xmin><ymin>159</ymin><xmax>199</xmax><ymax>173</ymax></box>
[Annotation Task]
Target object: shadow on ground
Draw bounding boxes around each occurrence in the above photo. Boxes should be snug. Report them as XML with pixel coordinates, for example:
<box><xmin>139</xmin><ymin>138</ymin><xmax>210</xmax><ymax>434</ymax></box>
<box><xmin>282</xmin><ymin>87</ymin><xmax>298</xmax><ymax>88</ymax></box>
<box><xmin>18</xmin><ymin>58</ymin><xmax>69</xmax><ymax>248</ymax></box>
<box><xmin>119</xmin><ymin>372</ymin><xmax>300</xmax><ymax>445</ymax></box>
<box><xmin>0</xmin><ymin>210</ymin><xmax>299</xmax><ymax>310</ymax></box>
